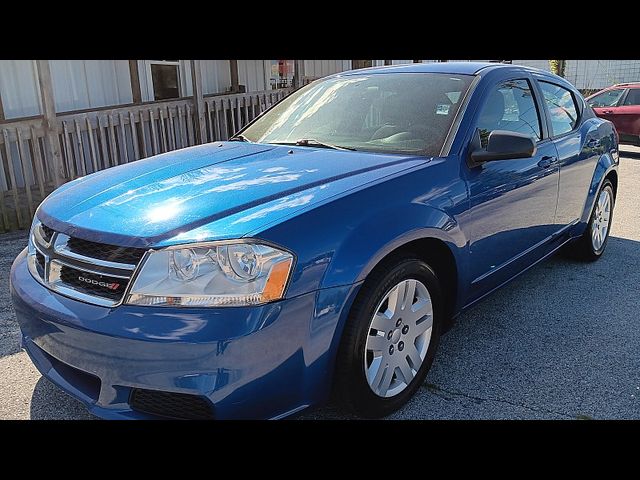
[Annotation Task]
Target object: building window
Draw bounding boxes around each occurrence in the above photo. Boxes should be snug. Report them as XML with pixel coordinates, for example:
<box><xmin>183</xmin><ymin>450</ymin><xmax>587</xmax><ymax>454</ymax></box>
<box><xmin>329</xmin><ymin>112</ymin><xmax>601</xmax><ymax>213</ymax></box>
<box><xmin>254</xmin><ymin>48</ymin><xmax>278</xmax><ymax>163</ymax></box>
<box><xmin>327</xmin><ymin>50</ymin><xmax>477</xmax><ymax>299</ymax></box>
<box><xmin>268</xmin><ymin>60</ymin><xmax>294</xmax><ymax>90</ymax></box>
<box><xmin>149</xmin><ymin>60</ymin><xmax>180</xmax><ymax>100</ymax></box>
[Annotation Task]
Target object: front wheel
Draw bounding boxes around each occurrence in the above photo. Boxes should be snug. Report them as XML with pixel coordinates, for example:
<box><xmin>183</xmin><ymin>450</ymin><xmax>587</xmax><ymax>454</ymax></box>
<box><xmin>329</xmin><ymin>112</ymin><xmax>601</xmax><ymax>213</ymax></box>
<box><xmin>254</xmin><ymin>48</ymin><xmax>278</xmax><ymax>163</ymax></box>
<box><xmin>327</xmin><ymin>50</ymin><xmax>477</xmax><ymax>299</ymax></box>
<box><xmin>334</xmin><ymin>258</ymin><xmax>443</xmax><ymax>418</ymax></box>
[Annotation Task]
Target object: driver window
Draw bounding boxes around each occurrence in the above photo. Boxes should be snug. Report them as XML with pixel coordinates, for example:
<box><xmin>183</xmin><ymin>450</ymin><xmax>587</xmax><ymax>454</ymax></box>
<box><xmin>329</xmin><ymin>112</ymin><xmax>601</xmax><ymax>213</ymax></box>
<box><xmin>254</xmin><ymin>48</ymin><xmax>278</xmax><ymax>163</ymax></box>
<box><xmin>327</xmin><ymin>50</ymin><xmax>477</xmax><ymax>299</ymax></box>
<box><xmin>477</xmin><ymin>79</ymin><xmax>541</xmax><ymax>148</ymax></box>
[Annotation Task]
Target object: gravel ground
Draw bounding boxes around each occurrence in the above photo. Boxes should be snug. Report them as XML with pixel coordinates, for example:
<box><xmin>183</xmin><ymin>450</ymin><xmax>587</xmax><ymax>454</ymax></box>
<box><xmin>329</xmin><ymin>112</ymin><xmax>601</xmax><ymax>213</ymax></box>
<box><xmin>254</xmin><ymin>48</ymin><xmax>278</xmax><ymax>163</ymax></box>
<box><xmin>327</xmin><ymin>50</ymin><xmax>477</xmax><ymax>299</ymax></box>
<box><xmin>1</xmin><ymin>147</ymin><xmax>639</xmax><ymax>420</ymax></box>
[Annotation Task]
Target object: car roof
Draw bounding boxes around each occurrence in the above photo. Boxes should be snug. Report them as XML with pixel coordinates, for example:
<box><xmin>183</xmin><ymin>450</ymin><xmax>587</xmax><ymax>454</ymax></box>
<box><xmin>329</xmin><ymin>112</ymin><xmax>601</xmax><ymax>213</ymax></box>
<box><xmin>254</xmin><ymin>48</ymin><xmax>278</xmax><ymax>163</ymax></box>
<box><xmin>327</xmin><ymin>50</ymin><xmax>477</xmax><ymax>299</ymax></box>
<box><xmin>613</xmin><ymin>82</ymin><xmax>640</xmax><ymax>89</ymax></box>
<box><xmin>597</xmin><ymin>82</ymin><xmax>640</xmax><ymax>92</ymax></box>
<box><xmin>337</xmin><ymin>61</ymin><xmax>545</xmax><ymax>76</ymax></box>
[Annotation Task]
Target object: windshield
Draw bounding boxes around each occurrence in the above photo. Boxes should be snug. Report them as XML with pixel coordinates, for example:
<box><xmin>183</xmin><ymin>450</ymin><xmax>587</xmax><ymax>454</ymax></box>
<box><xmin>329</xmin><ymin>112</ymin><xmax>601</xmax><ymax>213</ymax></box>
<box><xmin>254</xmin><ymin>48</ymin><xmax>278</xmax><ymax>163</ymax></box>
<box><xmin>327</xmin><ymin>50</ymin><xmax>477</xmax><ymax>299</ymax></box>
<box><xmin>240</xmin><ymin>73</ymin><xmax>474</xmax><ymax>156</ymax></box>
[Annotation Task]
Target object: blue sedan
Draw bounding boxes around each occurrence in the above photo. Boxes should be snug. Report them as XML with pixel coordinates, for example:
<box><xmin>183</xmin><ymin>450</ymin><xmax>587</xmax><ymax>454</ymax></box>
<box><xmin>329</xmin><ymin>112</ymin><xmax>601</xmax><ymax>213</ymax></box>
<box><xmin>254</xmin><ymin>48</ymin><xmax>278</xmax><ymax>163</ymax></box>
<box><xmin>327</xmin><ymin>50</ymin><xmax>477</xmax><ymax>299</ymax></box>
<box><xmin>10</xmin><ymin>62</ymin><xmax>618</xmax><ymax>419</ymax></box>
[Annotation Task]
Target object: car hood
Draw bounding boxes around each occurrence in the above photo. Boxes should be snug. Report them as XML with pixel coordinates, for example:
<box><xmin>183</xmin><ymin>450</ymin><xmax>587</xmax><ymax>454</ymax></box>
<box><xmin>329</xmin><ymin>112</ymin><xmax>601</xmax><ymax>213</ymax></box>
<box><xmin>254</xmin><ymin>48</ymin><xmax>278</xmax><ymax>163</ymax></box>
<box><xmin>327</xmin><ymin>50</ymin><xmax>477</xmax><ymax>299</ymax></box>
<box><xmin>38</xmin><ymin>142</ymin><xmax>427</xmax><ymax>248</ymax></box>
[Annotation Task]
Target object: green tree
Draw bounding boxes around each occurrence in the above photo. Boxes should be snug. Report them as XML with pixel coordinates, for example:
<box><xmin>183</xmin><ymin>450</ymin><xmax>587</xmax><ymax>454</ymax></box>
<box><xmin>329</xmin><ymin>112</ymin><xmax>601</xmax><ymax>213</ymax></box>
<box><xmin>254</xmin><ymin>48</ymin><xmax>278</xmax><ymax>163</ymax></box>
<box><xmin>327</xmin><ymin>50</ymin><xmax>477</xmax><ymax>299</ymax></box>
<box><xmin>549</xmin><ymin>60</ymin><xmax>566</xmax><ymax>77</ymax></box>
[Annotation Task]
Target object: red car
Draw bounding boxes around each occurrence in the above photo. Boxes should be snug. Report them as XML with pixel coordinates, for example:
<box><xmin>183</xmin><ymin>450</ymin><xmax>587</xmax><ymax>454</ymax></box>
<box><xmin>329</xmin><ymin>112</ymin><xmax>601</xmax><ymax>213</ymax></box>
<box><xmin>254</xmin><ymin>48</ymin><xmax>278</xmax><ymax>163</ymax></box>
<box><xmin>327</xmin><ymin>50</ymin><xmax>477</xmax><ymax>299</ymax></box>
<box><xmin>586</xmin><ymin>83</ymin><xmax>640</xmax><ymax>146</ymax></box>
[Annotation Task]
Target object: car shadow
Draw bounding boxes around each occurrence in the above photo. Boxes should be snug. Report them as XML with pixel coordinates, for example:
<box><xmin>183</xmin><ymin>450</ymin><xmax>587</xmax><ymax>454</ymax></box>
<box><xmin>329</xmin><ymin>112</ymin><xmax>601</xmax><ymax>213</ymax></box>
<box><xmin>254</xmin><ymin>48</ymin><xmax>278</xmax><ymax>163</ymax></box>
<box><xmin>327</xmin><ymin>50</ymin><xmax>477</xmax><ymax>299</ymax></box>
<box><xmin>30</xmin><ymin>376</ymin><xmax>96</xmax><ymax>420</ymax></box>
<box><xmin>0</xmin><ymin>231</ymin><xmax>29</xmax><ymax>358</ymax></box>
<box><xmin>24</xmin><ymin>235</ymin><xmax>640</xmax><ymax>420</ymax></box>
<box><xmin>302</xmin><ymin>235</ymin><xmax>640</xmax><ymax>419</ymax></box>
<box><xmin>620</xmin><ymin>148</ymin><xmax>640</xmax><ymax>160</ymax></box>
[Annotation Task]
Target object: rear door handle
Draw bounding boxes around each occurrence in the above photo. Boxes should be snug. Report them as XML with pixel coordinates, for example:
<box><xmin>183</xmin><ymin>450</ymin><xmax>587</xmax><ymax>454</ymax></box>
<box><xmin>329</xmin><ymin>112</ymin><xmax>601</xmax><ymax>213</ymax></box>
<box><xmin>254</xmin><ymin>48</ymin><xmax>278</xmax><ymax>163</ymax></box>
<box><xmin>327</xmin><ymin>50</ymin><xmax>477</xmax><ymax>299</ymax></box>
<box><xmin>601</xmin><ymin>110</ymin><xmax>613</xmax><ymax>114</ymax></box>
<box><xmin>538</xmin><ymin>156</ymin><xmax>557</xmax><ymax>169</ymax></box>
<box><xmin>587</xmin><ymin>138</ymin><xmax>601</xmax><ymax>148</ymax></box>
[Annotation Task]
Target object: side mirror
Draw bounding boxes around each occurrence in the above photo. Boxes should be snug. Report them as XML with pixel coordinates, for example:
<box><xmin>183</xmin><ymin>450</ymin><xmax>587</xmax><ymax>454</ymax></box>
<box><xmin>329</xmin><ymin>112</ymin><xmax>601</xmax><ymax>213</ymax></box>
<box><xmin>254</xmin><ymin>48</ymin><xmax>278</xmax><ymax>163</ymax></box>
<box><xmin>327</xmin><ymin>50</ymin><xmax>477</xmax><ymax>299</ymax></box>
<box><xmin>469</xmin><ymin>130</ymin><xmax>537</xmax><ymax>167</ymax></box>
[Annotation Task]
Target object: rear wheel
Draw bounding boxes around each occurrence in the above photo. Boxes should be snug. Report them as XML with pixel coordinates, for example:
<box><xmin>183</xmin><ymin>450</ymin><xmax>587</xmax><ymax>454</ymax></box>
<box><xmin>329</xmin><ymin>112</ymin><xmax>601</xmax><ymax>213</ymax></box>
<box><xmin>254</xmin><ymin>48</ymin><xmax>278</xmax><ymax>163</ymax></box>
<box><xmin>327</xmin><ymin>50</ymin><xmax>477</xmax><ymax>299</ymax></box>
<box><xmin>566</xmin><ymin>179</ymin><xmax>614</xmax><ymax>261</ymax></box>
<box><xmin>334</xmin><ymin>257</ymin><xmax>443</xmax><ymax>418</ymax></box>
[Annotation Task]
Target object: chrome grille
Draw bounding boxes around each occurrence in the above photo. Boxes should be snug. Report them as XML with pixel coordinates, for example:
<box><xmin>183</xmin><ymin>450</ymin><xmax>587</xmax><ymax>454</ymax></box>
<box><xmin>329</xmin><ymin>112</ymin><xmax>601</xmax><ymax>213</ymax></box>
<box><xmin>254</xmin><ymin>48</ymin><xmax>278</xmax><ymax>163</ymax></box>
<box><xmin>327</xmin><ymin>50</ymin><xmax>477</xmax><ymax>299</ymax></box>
<box><xmin>66</xmin><ymin>236</ymin><xmax>146</xmax><ymax>266</ymax></box>
<box><xmin>41</xmin><ymin>224</ymin><xmax>55</xmax><ymax>244</ymax></box>
<box><xmin>28</xmin><ymin>220</ymin><xmax>146</xmax><ymax>307</ymax></box>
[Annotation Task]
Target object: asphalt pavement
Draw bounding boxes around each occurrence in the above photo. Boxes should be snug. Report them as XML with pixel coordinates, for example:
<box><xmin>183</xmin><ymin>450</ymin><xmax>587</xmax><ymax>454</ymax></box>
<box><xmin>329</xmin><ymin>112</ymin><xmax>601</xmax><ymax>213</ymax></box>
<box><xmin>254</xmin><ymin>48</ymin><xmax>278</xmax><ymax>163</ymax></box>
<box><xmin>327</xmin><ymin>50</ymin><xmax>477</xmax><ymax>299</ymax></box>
<box><xmin>1</xmin><ymin>147</ymin><xmax>639</xmax><ymax>420</ymax></box>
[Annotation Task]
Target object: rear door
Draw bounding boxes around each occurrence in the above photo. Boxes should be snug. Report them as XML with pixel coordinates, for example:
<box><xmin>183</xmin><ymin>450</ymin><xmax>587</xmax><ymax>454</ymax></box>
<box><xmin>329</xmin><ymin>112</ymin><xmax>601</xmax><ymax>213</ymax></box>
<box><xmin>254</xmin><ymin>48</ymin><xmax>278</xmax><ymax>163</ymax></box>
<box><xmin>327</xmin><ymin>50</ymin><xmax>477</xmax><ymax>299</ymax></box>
<box><xmin>537</xmin><ymin>79</ymin><xmax>599</xmax><ymax>226</ymax></box>
<box><xmin>613</xmin><ymin>88</ymin><xmax>640</xmax><ymax>141</ymax></box>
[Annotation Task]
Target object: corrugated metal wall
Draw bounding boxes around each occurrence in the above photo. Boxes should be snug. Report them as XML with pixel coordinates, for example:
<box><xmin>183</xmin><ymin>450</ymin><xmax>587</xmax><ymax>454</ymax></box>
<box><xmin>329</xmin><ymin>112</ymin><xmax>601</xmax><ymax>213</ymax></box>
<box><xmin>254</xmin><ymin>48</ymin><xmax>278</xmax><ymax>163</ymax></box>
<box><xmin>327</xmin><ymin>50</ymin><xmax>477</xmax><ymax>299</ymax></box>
<box><xmin>513</xmin><ymin>60</ymin><xmax>640</xmax><ymax>89</ymax></box>
<box><xmin>238</xmin><ymin>60</ymin><xmax>269</xmax><ymax>92</ymax></box>
<box><xmin>304</xmin><ymin>60</ymin><xmax>352</xmax><ymax>78</ymax></box>
<box><xmin>283</xmin><ymin>59</ymin><xmax>640</xmax><ymax>92</ymax></box>
<box><xmin>0</xmin><ymin>60</ymin><xmax>42</xmax><ymax>119</ymax></box>
<box><xmin>50</xmin><ymin>60</ymin><xmax>133</xmax><ymax>112</ymax></box>
<box><xmin>202</xmin><ymin>60</ymin><xmax>231</xmax><ymax>94</ymax></box>
<box><xmin>0</xmin><ymin>60</ymin><xmax>135</xmax><ymax>118</ymax></box>
<box><xmin>3</xmin><ymin>60</ymin><xmax>640</xmax><ymax>122</ymax></box>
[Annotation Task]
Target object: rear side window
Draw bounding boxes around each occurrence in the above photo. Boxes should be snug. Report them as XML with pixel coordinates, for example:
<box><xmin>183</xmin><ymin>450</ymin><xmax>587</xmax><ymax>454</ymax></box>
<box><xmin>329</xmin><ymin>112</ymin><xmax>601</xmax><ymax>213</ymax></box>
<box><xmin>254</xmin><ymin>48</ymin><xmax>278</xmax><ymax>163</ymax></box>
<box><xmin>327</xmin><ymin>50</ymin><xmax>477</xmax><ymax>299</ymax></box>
<box><xmin>539</xmin><ymin>81</ymin><xmax>579</xmax><ymax>136</ymax></box>
<box><xmin>623</xmin><ymin>89</ymin><xmax>640</xmax><ymax>106</ymax></box>
<box><xmin>475</xmin><ymin>79</ymin><xmax>541</xmax><ymax>147</ymax></box>
<box><xmin>587</xmin><ymin>89</ymin><xmax>625</xmax><ymax>107</ymax></box>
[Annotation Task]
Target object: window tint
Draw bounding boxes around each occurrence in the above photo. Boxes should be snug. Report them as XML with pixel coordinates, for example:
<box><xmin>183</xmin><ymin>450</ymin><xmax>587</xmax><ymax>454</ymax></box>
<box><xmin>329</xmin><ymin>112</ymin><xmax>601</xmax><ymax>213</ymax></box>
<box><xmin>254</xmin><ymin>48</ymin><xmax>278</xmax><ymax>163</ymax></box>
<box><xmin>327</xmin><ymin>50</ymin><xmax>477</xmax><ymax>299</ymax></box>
<box><xmin>476</xmin><ymin>79</ymin><xmax>541</xmax><ymax>147</ymax></box>
<box><xmin>539</xmin><ymin>81</ymin><xmax>579</xmax><ymax>136</ymax></box>
<box><xmin>623</xmin><ymin>89</ymin><xmax>640</xmax><ymax>106</ymax></box>
<box><xmin>588</xmin><ymin>89</ymin><xmax>625</xmax><ymax>107</ymax></box>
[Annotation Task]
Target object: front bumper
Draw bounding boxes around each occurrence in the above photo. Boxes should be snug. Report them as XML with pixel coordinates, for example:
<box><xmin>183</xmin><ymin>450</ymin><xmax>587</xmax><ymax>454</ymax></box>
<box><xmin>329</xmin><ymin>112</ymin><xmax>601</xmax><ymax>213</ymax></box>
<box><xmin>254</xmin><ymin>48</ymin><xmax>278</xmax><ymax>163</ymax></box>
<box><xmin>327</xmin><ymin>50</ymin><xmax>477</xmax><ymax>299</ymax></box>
<box><xmin>10</xmin><ymin>249</ymin><xmax>359</xmax><ymax>419</ymax></box>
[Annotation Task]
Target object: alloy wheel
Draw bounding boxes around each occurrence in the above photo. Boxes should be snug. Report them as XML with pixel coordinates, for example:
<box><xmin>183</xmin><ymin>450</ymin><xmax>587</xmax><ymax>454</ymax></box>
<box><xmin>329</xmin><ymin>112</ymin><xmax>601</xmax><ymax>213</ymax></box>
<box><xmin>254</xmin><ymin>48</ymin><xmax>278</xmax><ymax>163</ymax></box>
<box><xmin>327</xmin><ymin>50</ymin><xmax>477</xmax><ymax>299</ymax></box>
<box><xmin>364</xmin><ymin>278</ymin><xmax>433</xmax><ymax>398</ymax></box>
<box><xmin>591</xmin><ymin>187</ymin><xmax>612</xmax><ymax>252</ymax></box>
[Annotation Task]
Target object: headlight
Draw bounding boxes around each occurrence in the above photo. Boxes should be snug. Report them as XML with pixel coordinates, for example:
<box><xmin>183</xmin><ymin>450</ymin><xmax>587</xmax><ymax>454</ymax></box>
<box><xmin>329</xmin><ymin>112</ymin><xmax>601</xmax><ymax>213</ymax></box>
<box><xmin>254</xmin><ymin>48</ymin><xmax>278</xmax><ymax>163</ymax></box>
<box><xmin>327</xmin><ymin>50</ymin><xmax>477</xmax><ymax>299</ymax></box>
<box><xmin>126</xmin><ymin>241</ymin><xmax>294</xmax><ymax>307</ymax></box>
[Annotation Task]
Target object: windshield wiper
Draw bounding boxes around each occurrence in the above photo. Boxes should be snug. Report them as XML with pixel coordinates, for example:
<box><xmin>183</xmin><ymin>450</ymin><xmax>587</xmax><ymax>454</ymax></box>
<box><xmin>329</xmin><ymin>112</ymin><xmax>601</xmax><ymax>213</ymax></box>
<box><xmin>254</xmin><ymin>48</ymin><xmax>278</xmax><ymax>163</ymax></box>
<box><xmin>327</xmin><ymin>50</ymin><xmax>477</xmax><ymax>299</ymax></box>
<box><xmin>294</xmin><ymin>138</ymin><xmax>357</xmax><ymax>151</ymax></box>
<box><xmin>229</xmin><ymin>134</ymin><xmax>250</xmax><ymax>142</ymax></box>
<box><xmin>266</xmin><ymin>139</ymin><xmax>357</xmax><ymax>151</ymax></box>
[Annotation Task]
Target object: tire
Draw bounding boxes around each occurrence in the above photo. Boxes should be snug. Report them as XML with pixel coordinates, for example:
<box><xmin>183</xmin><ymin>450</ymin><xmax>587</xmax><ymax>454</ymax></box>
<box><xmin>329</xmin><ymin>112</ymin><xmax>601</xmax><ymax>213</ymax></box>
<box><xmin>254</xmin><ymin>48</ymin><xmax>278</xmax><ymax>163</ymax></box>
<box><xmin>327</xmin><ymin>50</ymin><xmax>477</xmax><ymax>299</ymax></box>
<box><xmin>334</xmin><ymin>257</ymin><xmax>443</xmax><ymax>418</ymax></box>
<box><xmin>565</xmin><ymin>179</ymin><xmax>615</xmax><ymax>261</ymax></box>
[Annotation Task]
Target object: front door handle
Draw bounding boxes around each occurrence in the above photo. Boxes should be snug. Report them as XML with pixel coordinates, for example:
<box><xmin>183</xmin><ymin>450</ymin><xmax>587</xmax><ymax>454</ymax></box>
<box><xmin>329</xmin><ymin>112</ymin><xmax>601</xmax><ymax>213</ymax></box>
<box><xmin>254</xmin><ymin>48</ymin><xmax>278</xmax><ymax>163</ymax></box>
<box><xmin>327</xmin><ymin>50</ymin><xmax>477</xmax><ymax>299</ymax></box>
<box><xmin>538</xmin><ymin>156</ymin><xmax>557</xmax><ymax>169</ymax></box>
<box><xmin>601</xmin><ymin>110</ymin><xmax>613</xmax><ymax>114</ymax></box>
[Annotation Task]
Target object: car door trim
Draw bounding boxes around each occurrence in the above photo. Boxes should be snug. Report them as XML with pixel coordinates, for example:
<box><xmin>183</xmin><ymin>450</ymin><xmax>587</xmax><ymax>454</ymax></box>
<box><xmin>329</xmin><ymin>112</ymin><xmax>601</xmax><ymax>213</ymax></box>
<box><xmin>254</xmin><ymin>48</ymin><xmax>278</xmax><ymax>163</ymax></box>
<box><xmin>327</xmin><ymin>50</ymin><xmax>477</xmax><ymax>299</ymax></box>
<box><xmin>440</xmin><ymin>74</ymin><xmax>482</xmax><ymax>157</ymax></box>
<box><xmin>471</xmin><ymin>220</ymin><xmax>579</xmax><ymax>285</ymax></box>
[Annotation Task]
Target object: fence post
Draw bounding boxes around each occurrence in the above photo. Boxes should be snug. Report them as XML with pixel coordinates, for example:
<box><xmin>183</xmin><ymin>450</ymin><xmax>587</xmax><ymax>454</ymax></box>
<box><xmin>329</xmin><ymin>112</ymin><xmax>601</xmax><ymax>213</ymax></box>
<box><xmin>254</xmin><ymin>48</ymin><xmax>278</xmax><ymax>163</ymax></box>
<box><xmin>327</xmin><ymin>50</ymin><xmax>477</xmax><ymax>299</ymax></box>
<box><xmin>229</xmin><ymin>60</ymin><xmax>240</xmax><ymax>93</ymax></box>
<box><xmin>190</xmin><ymin>60</ymin><xmax>206</xmax><ymax>144</ymax></box>
<box><xmin>36</xmin><ymin>60</ymin><xmax>63</xmax><ymax>188</ymax></box>
<box><xmin>129</xmin><ymin>60</ymin><xmax>142</xmax><ymax>104</ymax></box>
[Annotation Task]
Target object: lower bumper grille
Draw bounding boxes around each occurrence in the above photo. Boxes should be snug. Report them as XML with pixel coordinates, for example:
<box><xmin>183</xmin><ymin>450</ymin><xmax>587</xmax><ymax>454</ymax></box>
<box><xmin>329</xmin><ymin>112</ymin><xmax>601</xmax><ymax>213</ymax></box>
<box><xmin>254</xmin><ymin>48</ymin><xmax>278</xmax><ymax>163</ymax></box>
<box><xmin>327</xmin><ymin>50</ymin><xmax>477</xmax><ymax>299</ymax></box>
<box><xmin>130</xmin><ymin>388</ymin><xmax>215</xmax><ymax>420</ymax></box>
<box><xmin>33</xmin><ymin>342</ymin><xmax>101</xmax><ymax>401</ymax></box>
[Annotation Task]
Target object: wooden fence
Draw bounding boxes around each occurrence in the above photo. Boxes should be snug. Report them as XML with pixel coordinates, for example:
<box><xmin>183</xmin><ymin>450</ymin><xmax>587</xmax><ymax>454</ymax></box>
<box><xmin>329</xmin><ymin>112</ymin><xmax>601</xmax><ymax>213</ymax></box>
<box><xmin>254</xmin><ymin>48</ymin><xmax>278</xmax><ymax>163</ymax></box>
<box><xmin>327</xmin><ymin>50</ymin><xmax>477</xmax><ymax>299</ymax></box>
<box><xmin>0</xmin><ymin>88</ymin><xmax>293</xmax><ymax>233</ymax></box>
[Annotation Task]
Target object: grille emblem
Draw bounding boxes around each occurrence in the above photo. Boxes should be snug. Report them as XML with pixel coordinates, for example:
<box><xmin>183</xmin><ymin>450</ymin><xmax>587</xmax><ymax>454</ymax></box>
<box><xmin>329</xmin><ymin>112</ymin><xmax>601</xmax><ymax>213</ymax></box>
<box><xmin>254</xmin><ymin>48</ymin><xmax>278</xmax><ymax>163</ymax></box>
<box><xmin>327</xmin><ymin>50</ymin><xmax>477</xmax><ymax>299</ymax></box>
<box><xmin>78</xmin><ymin>275</ymin><xmax>120</xmax><ymax>291</ymax></box>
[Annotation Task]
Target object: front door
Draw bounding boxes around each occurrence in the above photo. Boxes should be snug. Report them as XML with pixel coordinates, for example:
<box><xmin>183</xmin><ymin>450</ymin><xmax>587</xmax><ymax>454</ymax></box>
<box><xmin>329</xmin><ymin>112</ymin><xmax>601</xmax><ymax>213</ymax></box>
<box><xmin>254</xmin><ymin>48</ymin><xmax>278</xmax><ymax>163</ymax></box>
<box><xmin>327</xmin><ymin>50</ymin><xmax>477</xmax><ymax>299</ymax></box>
<box><xmin>461</xmin><ymin>78</ymin><xmax>560</xmax><ymax>300</ymax></box>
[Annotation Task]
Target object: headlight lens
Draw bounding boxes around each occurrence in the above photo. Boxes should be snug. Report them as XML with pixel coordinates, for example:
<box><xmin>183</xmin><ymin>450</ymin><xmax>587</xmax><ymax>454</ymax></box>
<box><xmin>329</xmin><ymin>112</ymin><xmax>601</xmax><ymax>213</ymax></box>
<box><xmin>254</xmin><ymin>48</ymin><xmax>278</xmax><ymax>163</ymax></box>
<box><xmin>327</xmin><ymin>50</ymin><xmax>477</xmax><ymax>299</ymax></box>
<box><xmin>126</xmin><ymin>242</ymin><xmax>294</xmax><ymax>307</ymax></box>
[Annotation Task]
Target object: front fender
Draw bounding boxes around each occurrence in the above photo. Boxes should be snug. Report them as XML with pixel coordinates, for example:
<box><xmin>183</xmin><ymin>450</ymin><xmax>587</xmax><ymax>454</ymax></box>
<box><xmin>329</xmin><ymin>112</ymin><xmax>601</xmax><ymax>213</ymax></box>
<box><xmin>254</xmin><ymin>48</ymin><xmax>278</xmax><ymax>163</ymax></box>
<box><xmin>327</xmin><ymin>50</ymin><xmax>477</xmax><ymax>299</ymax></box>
<box><xmin>256</xmin><ymin>158</ymin><xmax>469</xmax><ymax>299</ymax></box>
<box><xmin>321</xmin><ymin>202</ymin><xmax>468</xmax><ymax>288</ymax></box>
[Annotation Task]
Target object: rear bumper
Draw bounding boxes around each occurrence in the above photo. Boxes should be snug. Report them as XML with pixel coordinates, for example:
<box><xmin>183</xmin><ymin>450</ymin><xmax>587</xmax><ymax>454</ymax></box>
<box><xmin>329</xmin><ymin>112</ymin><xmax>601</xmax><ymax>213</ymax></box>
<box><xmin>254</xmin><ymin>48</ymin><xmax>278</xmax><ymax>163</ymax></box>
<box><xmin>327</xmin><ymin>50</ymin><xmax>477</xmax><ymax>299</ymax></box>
<box><xmin>11</xmin><ymin>249</ymin><xmax>359</xmax><ymax>419</ymax></box>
